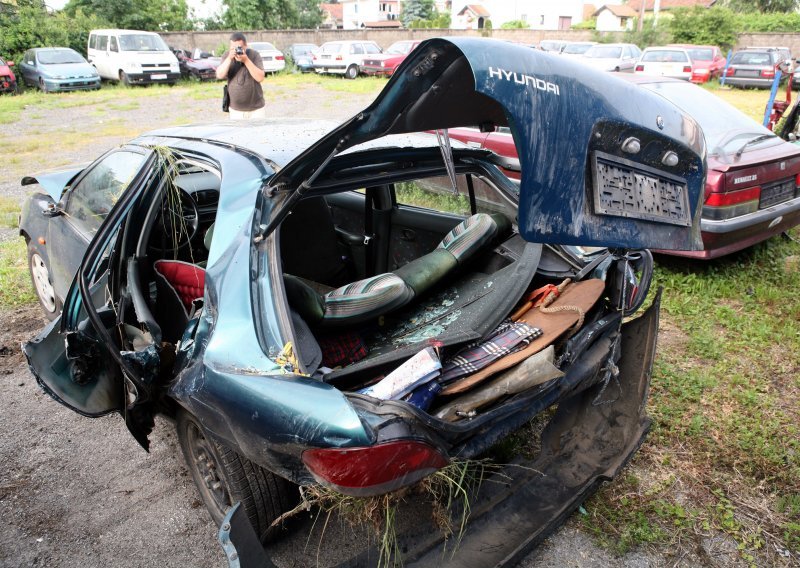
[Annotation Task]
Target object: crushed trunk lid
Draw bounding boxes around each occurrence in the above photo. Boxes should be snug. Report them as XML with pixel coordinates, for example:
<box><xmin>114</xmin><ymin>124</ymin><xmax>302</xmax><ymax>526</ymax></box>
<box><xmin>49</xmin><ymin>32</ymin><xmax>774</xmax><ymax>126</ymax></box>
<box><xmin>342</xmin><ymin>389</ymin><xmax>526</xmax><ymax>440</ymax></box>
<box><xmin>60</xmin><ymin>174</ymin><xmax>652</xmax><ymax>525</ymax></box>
<box><xmin>267</xmin><ymin>37</ymin><xmax>705</xmax><ymax>251</ymax></box>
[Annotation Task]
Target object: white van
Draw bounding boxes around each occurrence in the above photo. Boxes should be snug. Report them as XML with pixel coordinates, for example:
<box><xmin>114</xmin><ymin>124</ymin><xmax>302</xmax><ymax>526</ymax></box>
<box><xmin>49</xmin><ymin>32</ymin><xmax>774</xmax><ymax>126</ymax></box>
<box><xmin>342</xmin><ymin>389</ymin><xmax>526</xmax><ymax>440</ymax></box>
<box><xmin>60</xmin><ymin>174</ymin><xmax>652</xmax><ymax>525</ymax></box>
<box><xmin>88</xmin><ymin>29</ymin><xmax>180</xmax><ymax>86</ymax></box>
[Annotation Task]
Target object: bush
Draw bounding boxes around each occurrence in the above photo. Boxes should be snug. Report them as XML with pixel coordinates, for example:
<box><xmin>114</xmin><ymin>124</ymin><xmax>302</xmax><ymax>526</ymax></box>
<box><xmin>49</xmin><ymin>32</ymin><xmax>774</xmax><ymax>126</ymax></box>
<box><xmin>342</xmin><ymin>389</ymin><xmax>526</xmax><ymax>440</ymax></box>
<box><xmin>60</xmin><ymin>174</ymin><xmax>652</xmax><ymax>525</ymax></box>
<box><xmin>500</xmin><ymin>20</ymin><xmax>528</xmax><ymax>29</ymax></box>
<box><xmin>737</xmin><ymin>11</ymin><xmax>800</xmax><ymax>32</ymax></box>
<box><xmin>624</xmin><ymin>17</ymin><xmax>673</xmax><ymax>48</ymax></box>
<box><xmin>572</xmin><ymin>18</ymin><xmax>597</xmax><ymax>30</ymax></box>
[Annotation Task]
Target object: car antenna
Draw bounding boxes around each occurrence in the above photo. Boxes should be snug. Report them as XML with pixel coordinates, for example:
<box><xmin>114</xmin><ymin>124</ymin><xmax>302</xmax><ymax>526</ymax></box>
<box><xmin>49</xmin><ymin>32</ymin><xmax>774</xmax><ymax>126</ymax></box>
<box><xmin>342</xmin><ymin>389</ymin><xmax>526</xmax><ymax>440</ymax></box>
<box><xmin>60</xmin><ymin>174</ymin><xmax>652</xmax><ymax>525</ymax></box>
<box><xmin>435</xmin><ymin>129</ymin><xmax>459</xmax><ymax>194</ymax></box>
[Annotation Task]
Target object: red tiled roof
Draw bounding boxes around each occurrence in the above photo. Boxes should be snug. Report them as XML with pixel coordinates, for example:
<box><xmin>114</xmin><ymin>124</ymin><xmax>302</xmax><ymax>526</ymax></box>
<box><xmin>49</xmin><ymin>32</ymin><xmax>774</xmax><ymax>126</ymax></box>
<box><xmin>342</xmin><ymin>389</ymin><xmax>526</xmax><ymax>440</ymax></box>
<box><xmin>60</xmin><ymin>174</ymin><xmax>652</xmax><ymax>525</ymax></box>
<box><xmin>594</xmin><ymin>4</ymin><xmax>638</xmax><ymax>17</ymax></box>
<box><xmin>457</xmin><ymin>4</ymin><xmax>491</xmax><ymax>18</ymax></box>
<box><xmin>626</xmin><ymin>0</ymin><xmax>715</xmax><ymax>10</ymax></box>
<box><xmin>321</xmin><ymin>3</ymin><xmax>343</xmax><ymax>21</ymax></box>
<box><xmin>584</xmin><ymin>4</ymin><xmax>597</xmax><ymax>19</ymax></box>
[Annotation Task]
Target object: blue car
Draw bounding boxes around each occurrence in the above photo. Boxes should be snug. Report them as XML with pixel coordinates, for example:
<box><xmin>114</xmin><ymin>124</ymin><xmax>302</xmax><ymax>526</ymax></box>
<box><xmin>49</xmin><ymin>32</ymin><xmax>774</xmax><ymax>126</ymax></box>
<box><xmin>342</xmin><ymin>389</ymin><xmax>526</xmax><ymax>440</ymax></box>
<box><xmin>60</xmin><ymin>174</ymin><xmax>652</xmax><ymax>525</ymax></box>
<box><xmin>19</xmin><ymin>38</ymin><xmax>705</xmax><ymax>565</ymax></box>
<box><xmin>18</xmin><ymin>47</ymin><xmax>100</xmax><ymax>92</ymax></box>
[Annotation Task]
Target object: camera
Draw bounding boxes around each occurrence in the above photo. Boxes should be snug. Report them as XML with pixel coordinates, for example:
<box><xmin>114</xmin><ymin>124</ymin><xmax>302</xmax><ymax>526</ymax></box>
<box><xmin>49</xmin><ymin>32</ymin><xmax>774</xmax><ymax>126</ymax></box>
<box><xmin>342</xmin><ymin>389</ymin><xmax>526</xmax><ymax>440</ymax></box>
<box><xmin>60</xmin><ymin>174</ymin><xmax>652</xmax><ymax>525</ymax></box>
<box><xmin>235</xmin><ymin>46</ymin><xmax>244</xmax><ymax>56</ymax></box>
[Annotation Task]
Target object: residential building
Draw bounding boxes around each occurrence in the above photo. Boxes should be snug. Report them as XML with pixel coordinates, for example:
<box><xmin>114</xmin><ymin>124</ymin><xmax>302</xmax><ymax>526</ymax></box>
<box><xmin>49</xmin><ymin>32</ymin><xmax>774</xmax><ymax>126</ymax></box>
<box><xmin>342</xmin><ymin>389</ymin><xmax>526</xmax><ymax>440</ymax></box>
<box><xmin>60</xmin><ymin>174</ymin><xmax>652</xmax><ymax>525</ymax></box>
<box><xmin>594</xmin><ymin>4</ymin><xmax>637</xmax><ymax>31</ymax></box>
<box><xmin>450</xmin><ymin>0</ymin><xmax>586</xmax><ymax>30</ymax></box>
<box><xmin>339</xmin><ymin>0</ymin><xmax>402</xmax><ymax>29</ymax></box>
<box><xmin>320</xmin><ymin>3</ymin><xmax>344</xmax><ymax>28</ymax></box>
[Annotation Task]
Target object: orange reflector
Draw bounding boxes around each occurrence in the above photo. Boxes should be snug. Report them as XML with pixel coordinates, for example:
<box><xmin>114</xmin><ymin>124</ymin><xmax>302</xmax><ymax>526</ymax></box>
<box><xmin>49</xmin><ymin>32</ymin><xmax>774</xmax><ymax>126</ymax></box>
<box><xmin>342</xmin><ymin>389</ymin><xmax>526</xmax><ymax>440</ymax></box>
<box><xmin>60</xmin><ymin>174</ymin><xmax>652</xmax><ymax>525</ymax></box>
<box><xmin>38</xmin><ymin>237</ymin><xmax>46</xmax><ymax>245</ymax></box>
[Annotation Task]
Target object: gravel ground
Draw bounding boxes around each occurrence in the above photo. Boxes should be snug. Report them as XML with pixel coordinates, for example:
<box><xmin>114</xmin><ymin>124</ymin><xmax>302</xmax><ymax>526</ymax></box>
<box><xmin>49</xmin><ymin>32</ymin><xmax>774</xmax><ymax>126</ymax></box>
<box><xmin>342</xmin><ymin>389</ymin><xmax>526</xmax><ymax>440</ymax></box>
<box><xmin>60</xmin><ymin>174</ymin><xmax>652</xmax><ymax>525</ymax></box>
<box><xmin>0</xmin><ymin>80</ymin><xmax>700</xmax><ymax>568</ymax></box>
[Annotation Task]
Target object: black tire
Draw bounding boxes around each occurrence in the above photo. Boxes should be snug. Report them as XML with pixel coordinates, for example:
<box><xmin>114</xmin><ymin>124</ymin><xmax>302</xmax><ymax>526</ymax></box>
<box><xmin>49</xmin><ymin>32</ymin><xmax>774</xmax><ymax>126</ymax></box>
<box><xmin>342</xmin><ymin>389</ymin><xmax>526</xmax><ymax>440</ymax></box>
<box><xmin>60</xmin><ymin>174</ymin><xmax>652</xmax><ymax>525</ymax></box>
<box><xmin>27</xmin><ymin>242</ymin><xmax>61</xmax><ymax>320</ymax></box>
<box><xmin>38</xmin><ymin>77</ymin><xmax>48</xmax><ymax>93</ymax></box>
<box><xmin>345</xmin><ymin>64</ymin><xmax>358</xmax><ymax>80</ymax></box>
<box><xmin>176</xmin><ymin>409</ymin><xmax>299</xmax><ymax>543</ymax></box>
<box><xmin>119</xmin><ymin>71</ymin><xmax>131</xmax><ymax>87</ymax></box>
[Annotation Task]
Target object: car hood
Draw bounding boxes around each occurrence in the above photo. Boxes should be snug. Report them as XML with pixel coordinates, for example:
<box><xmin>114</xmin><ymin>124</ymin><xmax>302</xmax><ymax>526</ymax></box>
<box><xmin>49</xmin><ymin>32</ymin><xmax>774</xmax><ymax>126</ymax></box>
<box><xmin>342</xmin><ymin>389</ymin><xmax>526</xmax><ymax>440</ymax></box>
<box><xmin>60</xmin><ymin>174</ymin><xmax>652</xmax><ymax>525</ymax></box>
<box><xmin>40</xmin><ymin>62</ymin><xmax>97</xmax><ymax>77</ymax></box>
<box><xmin>268</xmin><ymin>37</ymin><xmax>705</xmax><ymax>251</ymax></box>
<box><xmin>185</xmin><ymin>59</ymin><xmax>216</xmax><ymax>70</ymax></box>
<box><xmin>21</xmin><ymin>168</ymin><xmax>84</xmax><ymax>201</ymax></box>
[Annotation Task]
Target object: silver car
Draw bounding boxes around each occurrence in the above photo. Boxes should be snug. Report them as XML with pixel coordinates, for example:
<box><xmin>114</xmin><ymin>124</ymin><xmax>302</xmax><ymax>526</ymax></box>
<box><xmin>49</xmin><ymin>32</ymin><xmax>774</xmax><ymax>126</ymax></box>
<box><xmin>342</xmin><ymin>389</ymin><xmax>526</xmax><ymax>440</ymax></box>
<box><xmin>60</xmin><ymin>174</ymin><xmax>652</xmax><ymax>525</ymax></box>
<box><xmin>580</xmin><ymin>43</ymin><xmax>642</xmax><ymax>72</ymax></box>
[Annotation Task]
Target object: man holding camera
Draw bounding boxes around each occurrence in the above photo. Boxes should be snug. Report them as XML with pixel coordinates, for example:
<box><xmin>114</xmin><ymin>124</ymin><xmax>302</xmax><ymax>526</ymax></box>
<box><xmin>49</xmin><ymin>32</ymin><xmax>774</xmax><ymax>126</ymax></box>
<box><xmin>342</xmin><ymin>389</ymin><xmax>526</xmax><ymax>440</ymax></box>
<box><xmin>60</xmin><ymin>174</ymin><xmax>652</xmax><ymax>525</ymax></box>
<box><xmin>215</xmin><ymin>32</ymin><xmax>266</xmax><ymax>120</ymax></box>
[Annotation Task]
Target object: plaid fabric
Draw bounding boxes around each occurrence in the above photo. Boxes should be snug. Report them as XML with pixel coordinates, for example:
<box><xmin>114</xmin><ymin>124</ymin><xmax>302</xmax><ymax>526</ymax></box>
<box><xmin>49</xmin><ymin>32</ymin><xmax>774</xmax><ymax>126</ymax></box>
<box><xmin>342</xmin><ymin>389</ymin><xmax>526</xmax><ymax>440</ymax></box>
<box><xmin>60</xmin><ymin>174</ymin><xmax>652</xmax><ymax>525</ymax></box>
<box><xmin>438</xmin><ymin>213</ymin><xmax>496</xmax><ymax>263</ymax></box>
<box><xmin>319</xmin><ymin>331</ymin><xmax>368</xmax><ymax>368</ymax></box>
<box><xmin>439</xmin><ymin>322</ymin><xmax>542</xmax><ymax>384</ymax></box>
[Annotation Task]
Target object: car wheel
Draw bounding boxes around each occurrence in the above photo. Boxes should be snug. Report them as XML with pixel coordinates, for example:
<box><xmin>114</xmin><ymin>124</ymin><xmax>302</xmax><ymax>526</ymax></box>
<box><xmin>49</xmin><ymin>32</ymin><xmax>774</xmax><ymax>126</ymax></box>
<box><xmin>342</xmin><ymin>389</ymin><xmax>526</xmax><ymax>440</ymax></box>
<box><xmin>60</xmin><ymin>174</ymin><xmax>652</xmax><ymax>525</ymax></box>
<box><xmin>176</xmin><ymin>409</ymin><xmax>299</xmax><ymax>543</ymax></box>
<box><xmin>38</xmin><ymin>78</ymin><xmax>48</xmax><ymax>93</ymax></box>
<box><xmin>27</xmin><ymin>244</ymin><xmax>61</xmax><ymax>320</ymax></box>
<box><xmin>119</xmin><ymin>71</ymin><xmax>131</xmax><ymax>86</ymax></box>
<box><xmin>345</xmin><ymin>64</ymin><xmax>358</xmax><ymax>80</ymax></box>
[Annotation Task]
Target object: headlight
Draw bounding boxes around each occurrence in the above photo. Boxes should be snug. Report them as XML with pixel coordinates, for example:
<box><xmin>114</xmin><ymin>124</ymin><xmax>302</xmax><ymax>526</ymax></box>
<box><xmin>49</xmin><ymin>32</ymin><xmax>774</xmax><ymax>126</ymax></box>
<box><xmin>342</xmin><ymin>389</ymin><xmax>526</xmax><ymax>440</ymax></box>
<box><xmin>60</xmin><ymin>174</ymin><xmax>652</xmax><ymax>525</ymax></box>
<box><xmin>170</xmin><ymin>63</ymin><xmax>179</xmax><ymax>72</ymax></box>
<box><xmin>381</xmin><ymin>61</ymin><xmax>385</xmax><ymax>67</ymax></box>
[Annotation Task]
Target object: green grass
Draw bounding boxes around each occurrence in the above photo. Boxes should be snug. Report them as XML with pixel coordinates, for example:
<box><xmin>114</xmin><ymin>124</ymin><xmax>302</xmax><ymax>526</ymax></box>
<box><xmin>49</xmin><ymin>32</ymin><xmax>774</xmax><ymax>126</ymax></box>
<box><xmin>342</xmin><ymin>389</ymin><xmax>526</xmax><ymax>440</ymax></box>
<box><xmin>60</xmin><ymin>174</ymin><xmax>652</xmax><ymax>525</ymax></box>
<box><xmin>582</xmin><ymin>227</ymin><xmax>800</xmax><ymax>563</ymax></box>
<box><xmin>0</xmin><ymin>240</ymin><xmax>36</xmax><ymax>309</ymax></box>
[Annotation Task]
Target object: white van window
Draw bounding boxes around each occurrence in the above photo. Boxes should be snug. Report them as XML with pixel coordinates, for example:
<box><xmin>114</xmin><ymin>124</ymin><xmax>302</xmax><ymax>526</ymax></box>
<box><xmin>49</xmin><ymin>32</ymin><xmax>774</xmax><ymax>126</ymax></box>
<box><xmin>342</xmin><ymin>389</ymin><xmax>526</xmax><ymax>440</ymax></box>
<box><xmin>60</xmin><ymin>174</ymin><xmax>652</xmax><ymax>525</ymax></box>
<box><xmin>89</xmin><ymin>34</ymin><xmax>96</xmax><ymax>50</ymax></box>
<box><xmin>97</xmin><ymin>35</ymin><xmax>108</xmax><ymax>51</ymax></box>
<box><xmin>119</xmin><ymin>34</ymin><xmax>169</xmax><ymax>52</ymax></box>
<box><xmin>110</xmin><ymin>37</ymin><xmax>119</xmax><ymax>52</ymax></box>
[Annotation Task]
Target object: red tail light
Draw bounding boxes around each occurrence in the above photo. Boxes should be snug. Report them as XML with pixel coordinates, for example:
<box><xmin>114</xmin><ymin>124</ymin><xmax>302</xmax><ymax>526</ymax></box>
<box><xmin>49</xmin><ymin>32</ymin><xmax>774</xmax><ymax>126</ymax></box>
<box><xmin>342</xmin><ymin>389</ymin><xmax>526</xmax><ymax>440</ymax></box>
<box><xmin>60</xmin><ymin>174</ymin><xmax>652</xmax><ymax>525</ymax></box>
<box><xmin>795</xmin><ymin>173</ymin><xmax>800</xmax><ymax>188</ymax></box>
<box><xmin>635</xmin><ymin>64</ymin><xmax>644</xmax><ymax>72</ymax></box>
<box><xmin>683</xmin><ymin>65</ymin><xmax>692</xmax><ymax>73</ymax></box>
<box><xmin>703</xmin><ymin>172</ymin><xmax>760</xmax><ymax>221</ymax></box>
<box><xmin>761</xmin><ymin>69</ymin><xmax>775</xmax><ymax>78</ymax></box>
<box><xmin>302</xmin><ymin>440</ymin><xmax>449</xmax><ymax>496</ymax></box>
<box><xmin>726</xmin><ymin>67</ymin><xmax>735</xmax><ymax>76</ymax></box>
<box><xmin>276</xmin><ymin>55</ymin><xmax>284</xmax><ymax>60</ymax></box>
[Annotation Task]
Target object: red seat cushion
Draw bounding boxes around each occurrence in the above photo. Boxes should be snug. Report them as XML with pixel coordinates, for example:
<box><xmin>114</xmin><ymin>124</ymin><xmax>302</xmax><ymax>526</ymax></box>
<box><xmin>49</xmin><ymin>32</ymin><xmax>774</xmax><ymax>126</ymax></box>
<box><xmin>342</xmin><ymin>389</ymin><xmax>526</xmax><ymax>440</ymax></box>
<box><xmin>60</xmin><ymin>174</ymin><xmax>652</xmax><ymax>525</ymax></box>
<box><xmin>154</xmin><ymin>260</ymin><xmax>206</xmax><ymax>312</ymax></box>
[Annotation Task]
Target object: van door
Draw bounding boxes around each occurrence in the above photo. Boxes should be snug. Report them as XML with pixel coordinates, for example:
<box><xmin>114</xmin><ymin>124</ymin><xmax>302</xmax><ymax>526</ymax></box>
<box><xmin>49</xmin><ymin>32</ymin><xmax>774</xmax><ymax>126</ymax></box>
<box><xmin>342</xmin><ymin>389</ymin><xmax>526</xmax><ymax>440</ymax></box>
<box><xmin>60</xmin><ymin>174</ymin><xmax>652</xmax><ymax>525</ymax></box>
<box><xmin>94</xmin><ymin>34</ymin><xmax>110</xmax><ymax>78</ymax></box>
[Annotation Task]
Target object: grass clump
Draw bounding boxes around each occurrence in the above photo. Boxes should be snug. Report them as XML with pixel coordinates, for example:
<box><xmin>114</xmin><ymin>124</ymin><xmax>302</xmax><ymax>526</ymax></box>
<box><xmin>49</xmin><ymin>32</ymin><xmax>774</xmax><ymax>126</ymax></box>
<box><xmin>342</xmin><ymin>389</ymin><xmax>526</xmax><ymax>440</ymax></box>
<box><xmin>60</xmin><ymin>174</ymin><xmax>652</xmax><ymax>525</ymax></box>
<box><xmin>0</xmin><ymin>240</ymin><xmax>37</xmax><ymax>309</ymax></box>
<box><xmin>275</xmin><ymin>460</ymin><xmax>495</xmax><ymax>567</ymax></box>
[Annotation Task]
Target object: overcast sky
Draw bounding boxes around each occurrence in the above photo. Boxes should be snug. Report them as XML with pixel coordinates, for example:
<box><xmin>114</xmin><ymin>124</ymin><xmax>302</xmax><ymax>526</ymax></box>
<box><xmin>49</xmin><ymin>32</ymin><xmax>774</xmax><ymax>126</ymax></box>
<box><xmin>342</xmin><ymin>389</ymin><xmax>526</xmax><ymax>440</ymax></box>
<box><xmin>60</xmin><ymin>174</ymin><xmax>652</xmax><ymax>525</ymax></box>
<box><xmin>46</xmin><ymin>0</ymin><xmax>223</xmax><ymax>20</ymax></box>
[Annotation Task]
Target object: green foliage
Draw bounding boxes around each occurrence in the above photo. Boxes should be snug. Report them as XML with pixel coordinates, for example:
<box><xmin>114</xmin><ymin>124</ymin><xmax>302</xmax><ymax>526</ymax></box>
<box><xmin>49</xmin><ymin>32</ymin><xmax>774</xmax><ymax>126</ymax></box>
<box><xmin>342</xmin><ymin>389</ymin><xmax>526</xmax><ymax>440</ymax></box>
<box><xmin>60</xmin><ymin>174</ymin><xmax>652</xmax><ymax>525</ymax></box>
<box><xmin>63</xmin><ymin>0</ymin><xmax>192</xmax><ymax>31</ymax></box>
<box><xmin>500</xmin><ymin>19</ymin><xmax>528</xmax><ymax>29</ymax></box>
<box><xmin>408</xmin><ymin>9</ymin><xmax>450</xmax><ymax>29</ymax></box>
<box><xmin>402</xmin><ymin>0</ymin><xmax>435</xmax><ymax>27</ymax></box>
<box><xmin>0</xmin><ymin>3</ymin><xmax>107</xmax><ymax>62</ymax></box>
<box><xmin>737</xmin><ymin>10</ymin><xmax>800</xmax><ymax>31</ymax></box>
<box><xmin>624</xmin><ymin>17</ymin><xmax>672</xmax><ymax>48</ymax></box>
<box><xmin>572</xmin><ymin>18</ymin><xmax>597</xmax><ymax>30</ymax></box>
<box><xmin>222</xmin><ymin>0</ymin><xmax>320</xmax><ymax>30</ymax></box>
<box><xmin>723</xmin><ymin>0</ymin><xmax>799</xmax><ymax>13</ymax></box>
<box><xmin>0</xmin><ymin>240</ymin><xmax>37</xmax><ymax>310</ymax></box>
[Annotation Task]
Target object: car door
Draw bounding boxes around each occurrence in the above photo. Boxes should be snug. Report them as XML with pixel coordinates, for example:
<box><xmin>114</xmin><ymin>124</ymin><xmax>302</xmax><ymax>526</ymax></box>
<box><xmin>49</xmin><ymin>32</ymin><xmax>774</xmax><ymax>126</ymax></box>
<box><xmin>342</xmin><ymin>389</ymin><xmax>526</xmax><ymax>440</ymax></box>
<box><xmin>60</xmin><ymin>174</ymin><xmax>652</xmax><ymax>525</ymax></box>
<box><xmin>18</xmin><ymin>50</ymin><xmax>32</xmax><ymax>85</ymax></box>
<box><xmin>46</xmin><ymin>148</ymin><xmax>149</xmax><ymax>302</ymax></box>
<box><xmin>24</xmin><ymin>149</ymin><xmax>158</xmax><ymax>444</ymax></box>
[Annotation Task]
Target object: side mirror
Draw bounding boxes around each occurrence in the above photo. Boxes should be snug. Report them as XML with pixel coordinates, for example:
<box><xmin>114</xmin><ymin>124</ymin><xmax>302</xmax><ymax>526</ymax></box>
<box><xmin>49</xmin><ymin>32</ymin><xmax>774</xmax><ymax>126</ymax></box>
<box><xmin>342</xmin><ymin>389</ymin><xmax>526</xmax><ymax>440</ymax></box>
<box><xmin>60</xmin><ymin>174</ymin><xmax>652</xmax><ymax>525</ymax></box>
<box><xmin>42</xmin><ymin>203</ymin><xmax>63</xmax><ymax>218</ymax></box>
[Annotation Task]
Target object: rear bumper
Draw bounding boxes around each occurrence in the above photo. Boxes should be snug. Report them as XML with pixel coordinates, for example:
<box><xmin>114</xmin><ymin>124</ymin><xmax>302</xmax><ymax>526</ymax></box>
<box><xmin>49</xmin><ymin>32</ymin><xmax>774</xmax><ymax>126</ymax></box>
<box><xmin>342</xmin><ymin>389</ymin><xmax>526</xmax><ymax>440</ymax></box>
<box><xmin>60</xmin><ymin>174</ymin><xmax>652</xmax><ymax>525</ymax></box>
<box><xmin>660</xmin><ymin>195</ymin><xmax>800</xmax><ymax>258</ymax></box>
<box><xmin>314</xmin><ymin>65</ymin><xmax>347</xmax><ymax>74</ymax></box>
<box><xmin>361</xmin><ymin>66</ymin><xmax>393</xmax><ymax>76</ymax></box>
<box><xmin>725</xmin><ymin>76</ymin><xmax>775</xmax><ymax>88</ymax></box>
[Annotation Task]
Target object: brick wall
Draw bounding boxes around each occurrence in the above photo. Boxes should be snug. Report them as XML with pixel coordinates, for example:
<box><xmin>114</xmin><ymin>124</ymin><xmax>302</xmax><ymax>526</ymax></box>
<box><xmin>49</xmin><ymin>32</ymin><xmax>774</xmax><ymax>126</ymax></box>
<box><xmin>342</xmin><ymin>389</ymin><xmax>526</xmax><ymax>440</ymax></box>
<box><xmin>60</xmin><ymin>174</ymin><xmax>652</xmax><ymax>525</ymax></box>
<box><xmin>160</xmin><ymin>28</ymin><xmax>598</xmax><ymax>53</ymax></box>
<box><xmin>161</xmin><ymin>29</ymin><xmax>800</xmax><ymax>57</ymax></box>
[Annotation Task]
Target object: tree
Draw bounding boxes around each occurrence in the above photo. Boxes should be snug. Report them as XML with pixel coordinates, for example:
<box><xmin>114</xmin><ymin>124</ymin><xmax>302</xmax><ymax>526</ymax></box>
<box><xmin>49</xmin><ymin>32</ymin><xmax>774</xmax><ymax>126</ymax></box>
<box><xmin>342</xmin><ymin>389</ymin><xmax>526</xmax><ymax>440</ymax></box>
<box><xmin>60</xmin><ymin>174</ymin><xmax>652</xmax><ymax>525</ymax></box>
<box><xmin>722</xmin><ymin>0</ymin><xmax>798</xmax><ymax>13</ymax></box>
<box><xmin>0</xmin><ymin>2</ymin><xmax>106</xmax><ymax>61</ymax></box>
<box><xmin>63</xmin><ymin>0</ymin><xmax>192</xmax><ymax>31</ymax></box>
<box><xmin>402</xmin><ymin>0</ymin><xmax>434</xmax><ymax>27</ymax></box>
<box><xmin>222</xmin><ymin>0</ymin><xmax>304</xmax><ymax>29</ymax></box>
<box><xmin>669</xmin><ymin>6</ymin><xmax>739</xmax><ymax>49</ymax></box>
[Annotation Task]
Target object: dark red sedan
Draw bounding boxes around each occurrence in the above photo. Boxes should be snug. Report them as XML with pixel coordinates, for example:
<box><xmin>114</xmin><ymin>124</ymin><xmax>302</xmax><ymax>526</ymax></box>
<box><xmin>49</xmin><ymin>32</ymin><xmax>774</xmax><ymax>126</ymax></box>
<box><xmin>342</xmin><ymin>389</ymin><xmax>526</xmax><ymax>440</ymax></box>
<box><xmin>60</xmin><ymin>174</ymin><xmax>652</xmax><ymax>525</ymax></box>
<box><xmin>669</xmin><ymin>44</ymin><xmax>727</xmax><ymax>83</ymax></box>
<box><xmin>361</xmin><ymin>40</ymin><xmax>421</xmax><ymax>77</ymax></box>
<box><xmin>0</xmin><ymin>56</ymin><xmax>18</xmax><ymax>94</ymax></box>
<box><xmin>448</xmin><ymin>75</ymin><xmax>800</xmax><ymax>259</ymax></box>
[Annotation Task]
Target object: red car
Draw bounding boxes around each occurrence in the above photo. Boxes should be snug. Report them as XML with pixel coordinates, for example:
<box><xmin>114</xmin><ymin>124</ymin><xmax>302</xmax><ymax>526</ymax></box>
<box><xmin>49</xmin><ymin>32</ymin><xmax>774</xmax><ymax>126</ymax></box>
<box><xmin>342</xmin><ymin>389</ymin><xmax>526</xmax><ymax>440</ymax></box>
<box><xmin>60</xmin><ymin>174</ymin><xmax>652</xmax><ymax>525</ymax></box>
<box><xmin>361</xmin><ymin>40</ymin><xmax>421</xmax><ymax>77</ymax></box>
<box><xmin>449</xmin><ymin>74</ymin><xmax>800</xmax><ymax>259</ymax></box>
<box><xmin>0</xmin><ymin>56</ymin><xmax>18</xmax><ymax>94</ymax></box>
<box><xmin>669</xmin><ymin>44</ymin><xmax>726</xmax><ymax>83</ymax></box>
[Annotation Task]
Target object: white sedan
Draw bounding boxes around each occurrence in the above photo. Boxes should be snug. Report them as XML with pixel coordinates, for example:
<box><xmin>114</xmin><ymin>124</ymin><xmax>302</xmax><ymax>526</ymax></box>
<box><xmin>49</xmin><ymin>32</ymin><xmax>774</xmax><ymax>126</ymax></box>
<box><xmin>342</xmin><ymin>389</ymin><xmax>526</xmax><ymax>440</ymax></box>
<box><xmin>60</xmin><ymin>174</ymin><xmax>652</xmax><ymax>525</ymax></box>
<box><xmin>248</xmin><ymin>41</ymin><xmax>286</xmax><ymax>73</ymax></box>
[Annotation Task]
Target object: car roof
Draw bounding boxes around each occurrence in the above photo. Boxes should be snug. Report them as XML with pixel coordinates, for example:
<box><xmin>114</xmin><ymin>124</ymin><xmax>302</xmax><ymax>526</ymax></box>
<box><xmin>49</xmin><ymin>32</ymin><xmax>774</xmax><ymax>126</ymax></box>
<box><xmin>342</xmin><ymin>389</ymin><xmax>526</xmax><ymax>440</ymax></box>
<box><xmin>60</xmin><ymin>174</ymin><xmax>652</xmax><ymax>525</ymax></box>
<box><xmin>91</xmin><ymin>29</ymin><xmax>159</xmax><ymax>35</ymax></box>
<box><xmin>32</xmin><ymin>47</ymin><xmax>75</xmax><ymax>52</ymax></box>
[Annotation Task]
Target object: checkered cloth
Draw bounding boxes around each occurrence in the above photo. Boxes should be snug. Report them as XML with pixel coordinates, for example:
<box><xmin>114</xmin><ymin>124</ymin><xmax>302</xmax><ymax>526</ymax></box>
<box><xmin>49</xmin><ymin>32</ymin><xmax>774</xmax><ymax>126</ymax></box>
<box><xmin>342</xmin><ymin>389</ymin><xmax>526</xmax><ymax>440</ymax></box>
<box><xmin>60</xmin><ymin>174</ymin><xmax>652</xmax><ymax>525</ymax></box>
<box><xmin>319</xmin><ymin>332</ymin><xmax>368</xmax><ymax>368</ymax></box>
<box><xmin>439</xmin><ymin>321</ymin><xmax>542</xmax><ymax>384</ymax></box>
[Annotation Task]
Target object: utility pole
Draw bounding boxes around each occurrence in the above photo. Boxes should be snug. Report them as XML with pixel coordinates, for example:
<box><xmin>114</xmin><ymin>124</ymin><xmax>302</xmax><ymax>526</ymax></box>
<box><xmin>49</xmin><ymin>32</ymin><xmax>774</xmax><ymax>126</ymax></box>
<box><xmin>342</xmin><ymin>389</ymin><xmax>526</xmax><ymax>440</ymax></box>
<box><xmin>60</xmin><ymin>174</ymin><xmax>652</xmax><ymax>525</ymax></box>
<box><xmin>637</xmin><ymin>0</ymin><xmax>646</xmax><ymax>31</ymax></box>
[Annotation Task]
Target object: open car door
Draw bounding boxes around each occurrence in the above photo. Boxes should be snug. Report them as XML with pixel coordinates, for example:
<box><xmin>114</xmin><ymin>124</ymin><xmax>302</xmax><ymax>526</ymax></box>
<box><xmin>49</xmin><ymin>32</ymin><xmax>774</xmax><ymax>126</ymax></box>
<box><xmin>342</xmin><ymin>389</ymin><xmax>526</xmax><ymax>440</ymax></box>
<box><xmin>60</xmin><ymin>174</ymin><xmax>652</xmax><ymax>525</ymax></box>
<box><xmin>23</xmin><ymin>151</ymin><xmax>161</xmax><ymax>449</ymax></box>
<box><xmin>267</xmin><ymin>37</ymin><xmax>706</xmax><ymax>251</ymax></box>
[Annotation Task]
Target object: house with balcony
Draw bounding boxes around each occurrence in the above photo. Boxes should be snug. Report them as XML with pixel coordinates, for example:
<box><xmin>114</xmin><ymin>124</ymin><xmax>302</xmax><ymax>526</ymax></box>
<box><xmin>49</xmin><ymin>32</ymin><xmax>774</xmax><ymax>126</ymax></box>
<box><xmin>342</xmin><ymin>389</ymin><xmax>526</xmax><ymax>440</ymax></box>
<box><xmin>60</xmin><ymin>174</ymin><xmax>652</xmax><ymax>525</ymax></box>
<box><xmin>340</xmin><ymin>0</ymin><xmax>402</xmax><ymax>29</ymax></box>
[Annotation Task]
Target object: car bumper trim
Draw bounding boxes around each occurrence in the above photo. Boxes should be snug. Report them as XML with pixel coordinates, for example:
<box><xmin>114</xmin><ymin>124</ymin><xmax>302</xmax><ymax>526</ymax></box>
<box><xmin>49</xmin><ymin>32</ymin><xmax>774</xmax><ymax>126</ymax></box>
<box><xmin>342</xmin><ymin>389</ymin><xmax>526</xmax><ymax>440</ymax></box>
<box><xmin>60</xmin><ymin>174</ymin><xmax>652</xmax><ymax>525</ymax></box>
<box><xmin>700</xmin><ymin>196</ymin><xmax>800</xmax><ymax>233</ymax></box>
